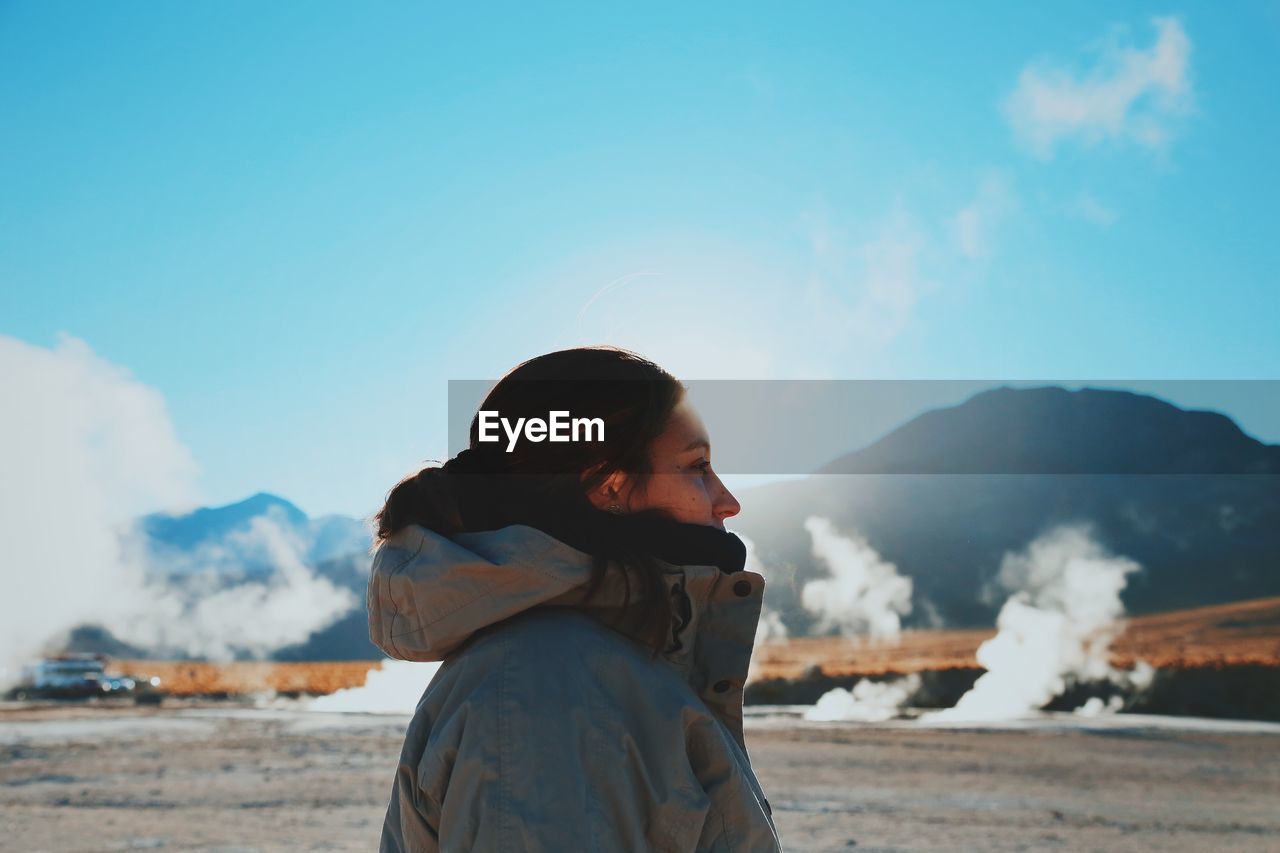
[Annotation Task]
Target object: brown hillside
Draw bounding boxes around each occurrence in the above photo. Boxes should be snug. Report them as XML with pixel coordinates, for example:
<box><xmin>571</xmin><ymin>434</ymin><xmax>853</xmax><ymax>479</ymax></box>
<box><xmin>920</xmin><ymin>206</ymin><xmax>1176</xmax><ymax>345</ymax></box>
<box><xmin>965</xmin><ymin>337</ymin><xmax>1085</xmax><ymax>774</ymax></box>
<box><xmin>111</xmin><ymin>597</ymin><xmax>1280</xmax><ymax>695</ymax></box>
<box><xmin>751</xmin><ymin>596</ymin><xmax>1280</xmax><ymax>681</ymax></box>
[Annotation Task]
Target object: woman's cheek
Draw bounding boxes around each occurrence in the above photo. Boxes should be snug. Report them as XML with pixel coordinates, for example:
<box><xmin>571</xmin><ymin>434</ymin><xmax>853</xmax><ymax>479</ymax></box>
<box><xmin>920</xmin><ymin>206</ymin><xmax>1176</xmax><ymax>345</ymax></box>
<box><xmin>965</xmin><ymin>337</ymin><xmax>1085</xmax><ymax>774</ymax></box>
<box><xmin>687</xmin><ymin>482</ymin><xmax>714</xmax><ymax>518</ymax></box>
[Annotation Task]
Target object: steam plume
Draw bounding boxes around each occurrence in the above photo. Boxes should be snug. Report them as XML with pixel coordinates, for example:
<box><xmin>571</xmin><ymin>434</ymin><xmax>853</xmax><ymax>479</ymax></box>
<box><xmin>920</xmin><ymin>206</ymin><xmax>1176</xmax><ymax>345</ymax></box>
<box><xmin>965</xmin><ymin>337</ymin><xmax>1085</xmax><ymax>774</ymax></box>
<box><xmin>112</xmin><ymin>511</ymin><xmax>357</xmax><ymax>659</ymax></box>
<box><xmin>804</xmin><ymin>674</ymin><xmax>922</xmax><ymax>722</ymax></box>
<box><xmin>309</xmin><ymin>659</ymin><xmax>442</xmax><ymax>714</ymax></box>
<box><xmin>927</xmin><ymin>524</ymin><xmax>1149</xmax><ymax>722</ymax></box>
<box><xmin>800</xmin><ymin>516</ymin><xmax>912</xmax><ymax>641</ymax></box>
<box><xmin>0</xmin><ymin>334</ymin><xmax>353</xmax><ymax>686</ymax></box>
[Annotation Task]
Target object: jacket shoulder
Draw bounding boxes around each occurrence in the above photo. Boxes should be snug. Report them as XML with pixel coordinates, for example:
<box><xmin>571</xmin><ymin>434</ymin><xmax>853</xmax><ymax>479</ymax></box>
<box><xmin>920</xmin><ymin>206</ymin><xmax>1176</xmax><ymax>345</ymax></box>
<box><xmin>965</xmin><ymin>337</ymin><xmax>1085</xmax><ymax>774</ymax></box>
<box><xmin>457</xmin><ymin>606</ymin><xmax>697</xmax><ymax>705</ymax></box>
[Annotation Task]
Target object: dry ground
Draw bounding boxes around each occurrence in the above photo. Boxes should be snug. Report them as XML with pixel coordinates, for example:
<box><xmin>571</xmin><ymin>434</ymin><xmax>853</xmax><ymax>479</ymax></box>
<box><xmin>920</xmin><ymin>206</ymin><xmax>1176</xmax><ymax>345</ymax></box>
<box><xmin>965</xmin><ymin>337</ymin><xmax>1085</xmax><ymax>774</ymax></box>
<box><xmin>2</xmin><ymin>702</ymin><xmax>1277</xmax><ymax>852</ymax></box>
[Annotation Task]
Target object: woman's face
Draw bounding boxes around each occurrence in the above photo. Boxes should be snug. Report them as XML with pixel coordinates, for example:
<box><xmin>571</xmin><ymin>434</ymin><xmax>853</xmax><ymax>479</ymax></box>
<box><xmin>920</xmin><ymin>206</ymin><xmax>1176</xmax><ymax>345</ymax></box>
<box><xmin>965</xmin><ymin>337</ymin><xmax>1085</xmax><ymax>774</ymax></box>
<box><xmin>609</xmin><ymin>399</ymin><xmax>741</xmax><ymax>529</ymax></box>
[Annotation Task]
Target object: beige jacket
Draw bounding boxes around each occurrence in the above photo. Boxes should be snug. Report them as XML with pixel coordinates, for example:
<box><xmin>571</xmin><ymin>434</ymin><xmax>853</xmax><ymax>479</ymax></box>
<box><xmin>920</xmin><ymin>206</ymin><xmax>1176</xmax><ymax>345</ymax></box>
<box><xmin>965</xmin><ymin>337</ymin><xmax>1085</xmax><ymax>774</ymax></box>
<box><xmin>367</xmin><ymin>522</ymin><xmax>783</xmax><ymax>852</ymax></box>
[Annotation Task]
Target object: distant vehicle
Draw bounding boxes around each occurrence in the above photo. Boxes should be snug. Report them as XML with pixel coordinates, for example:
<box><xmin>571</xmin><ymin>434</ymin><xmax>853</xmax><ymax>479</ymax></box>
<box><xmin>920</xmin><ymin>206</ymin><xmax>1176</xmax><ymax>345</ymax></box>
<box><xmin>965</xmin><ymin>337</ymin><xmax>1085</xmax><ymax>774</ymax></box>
<box><xmin>6</xmin><ymin>654</ymin><xmax>164</xmax><ymax>703</ymax></box>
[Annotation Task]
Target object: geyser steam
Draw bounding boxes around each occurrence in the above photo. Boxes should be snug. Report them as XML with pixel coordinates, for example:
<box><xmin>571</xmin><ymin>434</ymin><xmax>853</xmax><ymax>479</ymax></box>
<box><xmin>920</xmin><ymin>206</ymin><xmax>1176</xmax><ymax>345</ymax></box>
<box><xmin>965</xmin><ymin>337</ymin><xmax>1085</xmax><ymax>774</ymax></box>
<box><xmin>928</xmin><ymin>524</ymin><xmax>1150</xmax><ymax>722</ymax></box>
<box><xmin>0</xmin><ymin>334</ymin><xmax>354</xmax><ymax>686</ymax></box>
<box><xmin>800</xmin><ymin>516</ymin><xmax>912</xmax><ymax>641</ymax></box>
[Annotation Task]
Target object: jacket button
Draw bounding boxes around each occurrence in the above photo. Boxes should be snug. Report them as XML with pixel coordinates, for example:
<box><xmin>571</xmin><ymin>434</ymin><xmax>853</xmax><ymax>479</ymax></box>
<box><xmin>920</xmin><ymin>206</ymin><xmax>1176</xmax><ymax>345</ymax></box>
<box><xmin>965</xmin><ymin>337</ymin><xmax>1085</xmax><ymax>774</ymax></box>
<box><xmin>713</xmin><ymin>679</ymin><xmax>731</xmax><ymax>693</ymax></box>
<box><xmin>733</xmin><ymin>580</ymin><xmax>751</xmax><ymax>597</ymax></box>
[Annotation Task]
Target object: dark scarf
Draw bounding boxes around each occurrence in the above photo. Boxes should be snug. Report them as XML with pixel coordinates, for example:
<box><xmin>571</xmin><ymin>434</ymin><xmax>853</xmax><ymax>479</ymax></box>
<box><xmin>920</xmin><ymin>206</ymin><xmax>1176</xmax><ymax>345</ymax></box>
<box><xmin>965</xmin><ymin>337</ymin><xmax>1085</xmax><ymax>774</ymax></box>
<box><xmin>542</xmin><ymin>508</ymin><xmax>748</xmax><ymax>576</ymax></box>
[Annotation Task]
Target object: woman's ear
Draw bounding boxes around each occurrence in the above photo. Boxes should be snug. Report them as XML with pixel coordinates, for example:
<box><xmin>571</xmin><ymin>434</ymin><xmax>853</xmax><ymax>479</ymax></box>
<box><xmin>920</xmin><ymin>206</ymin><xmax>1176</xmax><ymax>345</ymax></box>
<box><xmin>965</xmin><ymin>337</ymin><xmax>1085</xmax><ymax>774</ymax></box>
<box><xmin>584</xmin><ymin>467</ymin><xmax>630</xmax><ymax>512</ymax></box>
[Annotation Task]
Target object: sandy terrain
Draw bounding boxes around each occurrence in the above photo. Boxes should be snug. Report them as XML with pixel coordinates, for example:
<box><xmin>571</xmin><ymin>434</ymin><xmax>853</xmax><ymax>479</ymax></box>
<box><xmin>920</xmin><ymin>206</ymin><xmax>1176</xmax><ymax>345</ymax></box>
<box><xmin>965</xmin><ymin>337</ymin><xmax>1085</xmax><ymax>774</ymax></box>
<box><xmin>2</xmin><ymin>702</ymin><xmax>1277</xmax><ymax>852</ymax></box>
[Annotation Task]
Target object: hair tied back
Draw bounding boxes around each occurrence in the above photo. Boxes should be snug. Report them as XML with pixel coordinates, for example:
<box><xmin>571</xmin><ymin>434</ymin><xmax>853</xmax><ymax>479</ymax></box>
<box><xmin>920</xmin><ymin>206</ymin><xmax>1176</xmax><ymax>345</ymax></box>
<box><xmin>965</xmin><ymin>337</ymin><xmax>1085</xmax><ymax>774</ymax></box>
<box><xmin>445</xmin><ymin>446</ymin><xmax>499</xmax><ymax>475</ymax></box>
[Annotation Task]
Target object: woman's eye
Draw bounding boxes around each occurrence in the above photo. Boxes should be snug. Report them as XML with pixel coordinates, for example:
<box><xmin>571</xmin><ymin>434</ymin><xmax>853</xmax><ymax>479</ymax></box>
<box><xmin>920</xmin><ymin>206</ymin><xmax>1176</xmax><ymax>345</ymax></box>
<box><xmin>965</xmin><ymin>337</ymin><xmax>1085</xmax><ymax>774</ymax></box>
<box><xmin>694</xmin><ymin>459</ymin><xmax>712</xmax><ymax>473</ymax></box>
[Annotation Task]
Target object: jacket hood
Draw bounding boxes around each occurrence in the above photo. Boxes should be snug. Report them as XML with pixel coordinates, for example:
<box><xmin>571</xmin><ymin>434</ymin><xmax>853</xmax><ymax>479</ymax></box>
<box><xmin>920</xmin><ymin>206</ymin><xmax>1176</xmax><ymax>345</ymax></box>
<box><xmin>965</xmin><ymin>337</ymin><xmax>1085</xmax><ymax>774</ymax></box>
<box><xmin>367</xmin><ymin>521</ymin><xmax>741</xmax><ymax>662</ymax></box>
<box><xmin>366</xmin><ymin>522</ymin><xmax>767</xmax><ymax>751</ymax></box>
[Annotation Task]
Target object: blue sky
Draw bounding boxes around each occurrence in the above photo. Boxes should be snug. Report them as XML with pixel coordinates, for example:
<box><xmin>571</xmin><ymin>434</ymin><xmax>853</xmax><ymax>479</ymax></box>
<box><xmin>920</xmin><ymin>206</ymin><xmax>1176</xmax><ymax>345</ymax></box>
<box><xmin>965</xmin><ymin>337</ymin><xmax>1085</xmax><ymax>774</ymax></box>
<box><xmin>2</xmin><ymin>2</ymin><xmax>1278</xmax><ymax>519</ymax></box>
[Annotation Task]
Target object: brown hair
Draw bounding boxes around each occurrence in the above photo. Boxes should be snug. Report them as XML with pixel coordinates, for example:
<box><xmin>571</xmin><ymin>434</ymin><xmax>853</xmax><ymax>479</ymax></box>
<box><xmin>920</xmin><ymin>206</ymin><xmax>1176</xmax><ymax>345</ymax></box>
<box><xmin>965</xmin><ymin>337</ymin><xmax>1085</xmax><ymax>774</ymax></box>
<box><xmin>372</xmin><ymin>346</ymin><xmax>687</xmax><ymax>658</ymax></box>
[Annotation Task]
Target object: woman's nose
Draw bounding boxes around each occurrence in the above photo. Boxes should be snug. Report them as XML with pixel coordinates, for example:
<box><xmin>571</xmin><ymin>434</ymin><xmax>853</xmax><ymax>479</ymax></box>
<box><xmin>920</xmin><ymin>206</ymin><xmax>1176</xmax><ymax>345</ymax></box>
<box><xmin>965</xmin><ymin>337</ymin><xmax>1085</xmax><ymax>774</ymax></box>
<box><xmin>714</xmin><ymin>483</ymin><xmax>741</xmax><ymax>521</ymax></box>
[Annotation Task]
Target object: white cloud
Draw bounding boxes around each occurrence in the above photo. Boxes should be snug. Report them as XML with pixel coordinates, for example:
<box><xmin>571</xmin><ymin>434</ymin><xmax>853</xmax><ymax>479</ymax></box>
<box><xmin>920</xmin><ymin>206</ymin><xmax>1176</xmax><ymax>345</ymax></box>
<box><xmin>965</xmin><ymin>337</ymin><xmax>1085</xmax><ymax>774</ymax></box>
<box><xmin>1071</xmin><ymin>192</ymin><xmax>1119</xmax><ymax>226</ymax></box>
<box><xmin>519</xmin><ymin>216</ymin><xmax>935</xmax><ymax>381</ymax></box>
<box><xmin>1004</xmin><ymin>17</ymin><xmax>1193</xmax><ymax>158</ymax></box>
<box><xmin>802</xmin><ymin>206</ymin><xmax>933</xmax><ymax>354</ymax></box>
<box><xmin>488</xmin><ymin>189</ymin><xmax>981</xmax><ymax>382</ymax></box>
<box><xmin>949</xmin><ymin>174</ymin><xmax>1017</xmax><ymax>259</ymax></box>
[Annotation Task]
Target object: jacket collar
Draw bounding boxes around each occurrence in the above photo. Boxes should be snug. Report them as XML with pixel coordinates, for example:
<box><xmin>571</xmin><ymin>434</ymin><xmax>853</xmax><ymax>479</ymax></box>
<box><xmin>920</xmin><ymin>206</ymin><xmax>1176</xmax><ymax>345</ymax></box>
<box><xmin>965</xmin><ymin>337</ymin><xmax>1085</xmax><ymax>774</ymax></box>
<box><xmin>366</xmin><ymin>523</ymin><xmax>765</xmax><ymax>752</ymax></box>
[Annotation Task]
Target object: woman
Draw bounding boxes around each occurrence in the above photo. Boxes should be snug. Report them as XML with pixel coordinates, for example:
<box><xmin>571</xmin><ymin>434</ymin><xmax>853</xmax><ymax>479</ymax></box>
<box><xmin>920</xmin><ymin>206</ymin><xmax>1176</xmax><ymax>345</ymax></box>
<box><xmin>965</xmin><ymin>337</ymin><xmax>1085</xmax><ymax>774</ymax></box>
<box><xmin>368</xmin><ymin>347</ymin><xmax>782</xmax><ymax>852</ymax></box>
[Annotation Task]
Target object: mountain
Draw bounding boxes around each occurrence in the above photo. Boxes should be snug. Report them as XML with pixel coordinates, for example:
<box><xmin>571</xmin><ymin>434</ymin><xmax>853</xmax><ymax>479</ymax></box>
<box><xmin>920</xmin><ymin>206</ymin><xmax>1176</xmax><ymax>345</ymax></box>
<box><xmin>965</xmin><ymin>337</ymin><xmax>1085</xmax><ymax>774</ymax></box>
<box><xmin>58</xmin><ymin>493</ymin><xmax>376</xmax><ymax>662</ymax></box>
<box><xmin>65</xmin><ymin>385</ymin><xmax>1280</xmax><ymax>661</ymax></box>
<box><xmin>137</xmin><ymin>492</ymin><xmax>371</xmax><ymax>578</ymax></box>
<box><xmin>734</xmin><ymin>386</ymin><xmax>1280</xmax><ymax>633</ymax></box>
<box><xmin>819</xmin><ymin>386</ymin><xmax>1280</xmax><ymax>475</ymax></box>
<box><xmin>141</xmin><ymin>492</ymin><xmax>309</xmax><ymax>549</ymax></box>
